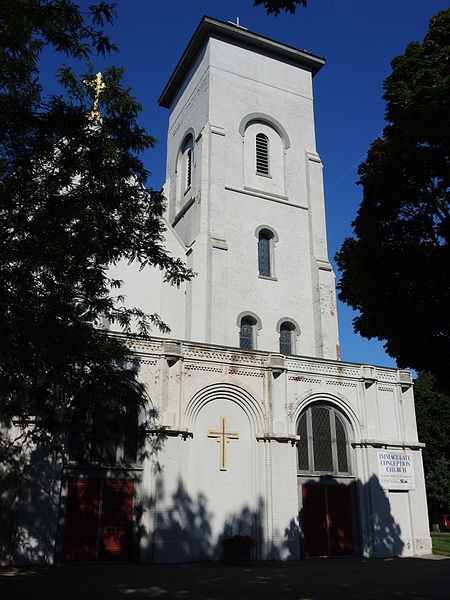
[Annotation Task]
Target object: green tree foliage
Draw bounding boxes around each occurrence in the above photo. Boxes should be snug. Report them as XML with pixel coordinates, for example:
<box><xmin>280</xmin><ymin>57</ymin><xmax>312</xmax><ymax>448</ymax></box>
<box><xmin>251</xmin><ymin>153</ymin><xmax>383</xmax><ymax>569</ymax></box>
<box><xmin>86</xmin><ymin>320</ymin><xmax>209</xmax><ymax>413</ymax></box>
<box><xmin>254</xmin><ymin>0</ymin><xmax>307</xmax><ymax>16</ymax></box>
<box><xmin>414</xmin><ymin>372</ymin><xmax>450</xmax><ymax>512</ymax></box>
<box><xmin>0</xmin><ymin>1</ymin><xmax>192</xmax><ymax>446</ymax></box>
<box><xmin>335</xmin><ymin>10</ymin><xmax>450</xmax><ymax>390</ymax></box>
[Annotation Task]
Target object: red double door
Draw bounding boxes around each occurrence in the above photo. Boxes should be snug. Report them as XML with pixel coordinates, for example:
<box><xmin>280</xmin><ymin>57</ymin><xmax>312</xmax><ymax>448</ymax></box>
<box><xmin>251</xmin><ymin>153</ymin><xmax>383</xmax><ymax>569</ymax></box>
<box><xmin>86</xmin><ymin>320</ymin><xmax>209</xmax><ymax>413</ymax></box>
<box><xmin>63</xmin><ymin>477</ymin><xmax>134</xmax><ymax>561</ymax></box>
<box><xmin>302</xmin><ymin>484</ymin><xmax>354</xmax><ymax>557</ymax></box>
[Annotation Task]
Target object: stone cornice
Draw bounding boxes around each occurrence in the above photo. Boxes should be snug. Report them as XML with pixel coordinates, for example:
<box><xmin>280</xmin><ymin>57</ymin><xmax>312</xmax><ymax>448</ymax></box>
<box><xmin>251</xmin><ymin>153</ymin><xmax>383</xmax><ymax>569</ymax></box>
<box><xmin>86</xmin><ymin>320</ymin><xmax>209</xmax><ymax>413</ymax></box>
<box><xmin>109</xmin><ymin>332</ymin><xmax>405</xmax><ymax>385</ymax></box>
<box><xmin>352</xmin><ymin>440</ymin><xmax>425</xmax><ymax>450</ymax></box>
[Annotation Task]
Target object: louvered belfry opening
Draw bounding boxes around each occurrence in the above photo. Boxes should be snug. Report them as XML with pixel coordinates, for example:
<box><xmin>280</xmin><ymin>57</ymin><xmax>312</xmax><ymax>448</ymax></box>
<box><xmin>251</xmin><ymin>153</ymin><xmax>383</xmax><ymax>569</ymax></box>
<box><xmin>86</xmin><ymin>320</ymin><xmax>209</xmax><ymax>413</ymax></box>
<box><xmin>186</xmin><ymin>148</ymin><xmax>192</xmax><ymax>189</ymax></box>
<box><xmin>256</xmin><ymin>133</ymin><xmax>269</xmax><ymax>175</ymax></box>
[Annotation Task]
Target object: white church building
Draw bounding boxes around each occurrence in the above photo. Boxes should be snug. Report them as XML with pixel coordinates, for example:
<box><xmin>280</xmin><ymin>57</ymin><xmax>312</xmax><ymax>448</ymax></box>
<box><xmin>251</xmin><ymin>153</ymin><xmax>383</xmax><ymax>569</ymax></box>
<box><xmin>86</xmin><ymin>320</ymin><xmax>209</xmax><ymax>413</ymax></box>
<box><xmin>3</xmin><ymin>16</ymin><xmax>432</xmax><ymax>564</ymax></box>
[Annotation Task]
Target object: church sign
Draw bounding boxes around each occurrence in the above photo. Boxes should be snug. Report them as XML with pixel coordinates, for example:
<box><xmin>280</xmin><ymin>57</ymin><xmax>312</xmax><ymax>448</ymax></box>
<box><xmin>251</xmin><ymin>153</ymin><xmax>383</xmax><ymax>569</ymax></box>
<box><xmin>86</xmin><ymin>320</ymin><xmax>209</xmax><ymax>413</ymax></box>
<box><xmin>377</xmin><ymin>451</ymin><xmax>415</xmax><ymax>490</ymax></box>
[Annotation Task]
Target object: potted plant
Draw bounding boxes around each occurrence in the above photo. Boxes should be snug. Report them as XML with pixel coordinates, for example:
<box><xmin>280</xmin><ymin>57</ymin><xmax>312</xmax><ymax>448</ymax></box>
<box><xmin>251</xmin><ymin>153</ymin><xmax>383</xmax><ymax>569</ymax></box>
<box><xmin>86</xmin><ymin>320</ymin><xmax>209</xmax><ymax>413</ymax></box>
<box><xmin>221</xmin><ymin>533</ymin><xmax>256</xmax><ymax>565</ymax></box>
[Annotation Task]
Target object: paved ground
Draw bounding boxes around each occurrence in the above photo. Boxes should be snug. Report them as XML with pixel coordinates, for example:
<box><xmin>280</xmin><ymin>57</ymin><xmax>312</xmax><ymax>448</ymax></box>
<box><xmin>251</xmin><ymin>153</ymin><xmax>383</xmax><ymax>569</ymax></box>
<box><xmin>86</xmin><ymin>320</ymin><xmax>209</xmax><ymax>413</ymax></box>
<box><xmin>1</xmin><ymin>556</ymin><xmax>449</xmax><ymax>600</ymax></box>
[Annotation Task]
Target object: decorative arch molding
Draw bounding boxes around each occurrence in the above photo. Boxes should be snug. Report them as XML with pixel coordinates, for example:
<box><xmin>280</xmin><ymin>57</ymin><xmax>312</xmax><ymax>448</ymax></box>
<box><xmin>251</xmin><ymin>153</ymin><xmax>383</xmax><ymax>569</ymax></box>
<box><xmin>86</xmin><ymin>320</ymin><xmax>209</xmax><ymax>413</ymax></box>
<box><xmin>139</xmin><ymin>390</ymin><xmax>157</xmax><ymax>427</ymax></box>
<box><xmin>236</xmin><ymin>310</ymin><xmax>262</xmax><ymax>330</ymax></box>
<box><xmin>254</xmin><ymin>224</ymin><xmax>279</xmax><ymax>243</ymax></box>
<box><xmin>180</xmin><ymin>127</ymin><xmax>196</xmax><ymax>149</ymax></box>
<box><xmin>276</xmin><ymin>316</ymin><xmax>301</xmax><ymax>334</ymax></box>
<box><xmin>184</xmin><ymin>382</ymin><xmax>265</xmax><ymax>432</ymax></box>
<box><xmin>176</xmin><ymin>128</ymin><xmax>196</xmax><ymax>172</ymax></box>
<box><xmin>292</xmin><ymin>391</ymin><xmax>362</xmax><ymax>442</ymax></box>
<box><xmin>239</xmin><ymin>112</ymin><xmax>291</xmax><ymax>149</ymax></box>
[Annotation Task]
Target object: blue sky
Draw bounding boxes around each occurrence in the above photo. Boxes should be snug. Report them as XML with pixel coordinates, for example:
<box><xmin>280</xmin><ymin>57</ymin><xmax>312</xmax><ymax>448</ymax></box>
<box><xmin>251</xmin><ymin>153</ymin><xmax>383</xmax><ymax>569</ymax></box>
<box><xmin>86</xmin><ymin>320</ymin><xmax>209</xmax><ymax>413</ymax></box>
<box><xmin>42</xmin><ymin>0</ymin><xmax>448</xmax><ymax>368</ymax></box>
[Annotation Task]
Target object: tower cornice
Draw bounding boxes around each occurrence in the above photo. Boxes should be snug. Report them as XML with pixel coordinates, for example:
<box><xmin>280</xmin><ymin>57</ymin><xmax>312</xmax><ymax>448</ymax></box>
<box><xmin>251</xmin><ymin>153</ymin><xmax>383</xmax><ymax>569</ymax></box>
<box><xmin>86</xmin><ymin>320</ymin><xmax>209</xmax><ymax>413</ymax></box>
<box><xmin>158</xmin><ymin>15</ymin><xmax>326</xmax><ymax>109</ymax></box>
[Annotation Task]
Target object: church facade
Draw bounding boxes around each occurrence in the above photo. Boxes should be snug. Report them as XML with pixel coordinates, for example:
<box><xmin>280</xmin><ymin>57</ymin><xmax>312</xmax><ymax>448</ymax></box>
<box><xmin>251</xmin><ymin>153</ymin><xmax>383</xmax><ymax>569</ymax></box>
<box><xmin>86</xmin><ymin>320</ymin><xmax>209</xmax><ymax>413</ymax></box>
<box><xmin>3</xmin><ymin>17</ymin><xmax>432</xmax><ymax>564</ymax></box>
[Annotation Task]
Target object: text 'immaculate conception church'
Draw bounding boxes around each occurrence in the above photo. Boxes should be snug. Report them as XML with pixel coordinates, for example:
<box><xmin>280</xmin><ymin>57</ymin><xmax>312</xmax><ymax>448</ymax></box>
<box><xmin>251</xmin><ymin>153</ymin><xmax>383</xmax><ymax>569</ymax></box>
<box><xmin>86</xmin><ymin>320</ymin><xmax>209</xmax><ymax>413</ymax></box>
<box><xmin>4</xmin><ymin>16</ymin><xmax>431</xmax><ymax>565</ymax></box>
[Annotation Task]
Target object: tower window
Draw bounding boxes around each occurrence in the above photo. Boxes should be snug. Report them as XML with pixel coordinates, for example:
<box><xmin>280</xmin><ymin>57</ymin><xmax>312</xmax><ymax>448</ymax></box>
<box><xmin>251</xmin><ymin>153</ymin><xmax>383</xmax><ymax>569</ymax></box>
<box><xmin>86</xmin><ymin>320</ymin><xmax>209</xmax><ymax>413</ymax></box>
<box><xmin>256</xmin><ymin>133</ymin><xmax>269</xmax><ymax>175</ymax></box>
<box><xmin>297</xmin><ymin>406</ymin><xmax>351</xmax><ymax>475</ymax></box>
<box><xmin>176</xmin><ymin>134</ymin><xmax>194</xmax><ymax>213</ymax></box>
<box><xmin>258</xmin><ymin>229</ymin><xmax>272</xmax><ymax>277</ymax></box>
<box><xmin>279</xmin><ymin>321</ymin><xmax>295</xmax><ymax>355</ymax></box>
<box><xmin>239</xmin><ymin>316</ymin><xmax>257</xmax><ymax>350</ymax></box>
<box><xmin>255</xmin><ymin>226</ymin><xmax>278</xmax><ymax>279</ymax></box>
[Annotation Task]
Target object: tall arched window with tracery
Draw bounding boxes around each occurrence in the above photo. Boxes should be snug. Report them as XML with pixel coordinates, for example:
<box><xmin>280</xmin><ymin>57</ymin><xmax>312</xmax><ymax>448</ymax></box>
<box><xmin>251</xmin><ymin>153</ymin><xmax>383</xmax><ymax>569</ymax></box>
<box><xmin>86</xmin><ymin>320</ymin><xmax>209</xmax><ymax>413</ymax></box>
<box><xmin>297</xmin><ymin>405</ymin><xmax>351</xmax><ymax>475</ymax></box>
<box><xmin>69</xmin><ymin>400</ymin><xmax>138</xmax><ymax>465</ymax></box>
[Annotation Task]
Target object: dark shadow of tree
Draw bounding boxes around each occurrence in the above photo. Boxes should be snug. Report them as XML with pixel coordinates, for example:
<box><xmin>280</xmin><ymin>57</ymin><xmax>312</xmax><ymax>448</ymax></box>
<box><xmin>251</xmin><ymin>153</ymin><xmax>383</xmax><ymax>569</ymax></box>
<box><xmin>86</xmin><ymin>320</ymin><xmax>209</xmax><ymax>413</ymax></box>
<box><xmin>2</xmin><ymin>404</ymin><xmax>407</xmax><ymax>567</ymax></box>
<box><xmin>151</xmin><ymin>478</ymin><xmax>265</xmax><ymax>563</ymax></box>
<box><xmin>292</xmin><ymin>475</ymin><xmax>404</xmax><ymax>559</ymax></box>
<box><xmin>149</xmin><ymin>474</ymin><xmax>405</xmax><ymax>563</ymax></box>
<box><xmin>363</xmin><ymin>476</ymin><xmax>405</xmax><ymax>557</ymax></box>
<box><xmin>0</xmin><ymin>382</ymin><xmax>168</xmax><ymax>565</ymax></box>
<box><xmin>0</xmin><ymin>434</ymin><xmax>64</xmax><ymax>565</ymax></box>
<box><xmin>151</xmin><ymin>479</ymin><xmax>213</xmax><ymax>562</ymax></box>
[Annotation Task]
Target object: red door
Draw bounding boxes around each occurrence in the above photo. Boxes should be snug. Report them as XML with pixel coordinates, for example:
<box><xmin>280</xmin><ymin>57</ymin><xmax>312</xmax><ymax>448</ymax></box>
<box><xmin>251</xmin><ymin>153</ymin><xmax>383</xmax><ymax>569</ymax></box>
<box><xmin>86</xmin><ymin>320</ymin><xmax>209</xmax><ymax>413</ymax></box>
<box><xmin>328</xmin><ymin>485</ymin><xmax>353</xmax><ymax>556</ymax></box>
<box><xmin>63</xmin><ymin>478</ymin><xmax>101</xmax><ymax>561</ymax></box>
<box><xmin>302</xmin><ymin>485</ymin><xmax>328</xmax><ymax>557</ymax></box>
<box><xmin>99</xmin><ymin>479</ymin><xmax>134</xmax><ymax>560</ymax></box>
<box><xmin>63</xmin><ymin>478</ymin><xmax>134</xmax><ymax>561</ymax></box>
<box><xmin>302</xmin><ymin>484</ymin><xmax>354</xmax><ymax>557</ymax></box>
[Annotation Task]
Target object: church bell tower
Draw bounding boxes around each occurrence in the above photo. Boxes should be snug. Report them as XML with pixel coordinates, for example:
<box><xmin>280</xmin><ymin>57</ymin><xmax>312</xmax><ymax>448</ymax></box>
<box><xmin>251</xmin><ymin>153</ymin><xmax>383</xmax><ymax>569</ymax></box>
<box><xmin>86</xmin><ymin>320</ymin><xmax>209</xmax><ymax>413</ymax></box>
<box><xmin>159</xmin><ymin>16</ymin><xmax>339</xmax><ymax>360</ymax></box>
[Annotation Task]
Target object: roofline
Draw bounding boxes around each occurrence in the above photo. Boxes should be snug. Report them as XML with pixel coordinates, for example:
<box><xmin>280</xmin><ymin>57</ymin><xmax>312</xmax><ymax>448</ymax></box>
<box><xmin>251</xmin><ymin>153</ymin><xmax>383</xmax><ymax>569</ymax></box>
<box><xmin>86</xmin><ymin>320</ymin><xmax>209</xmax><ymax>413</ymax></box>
<box><xmin>158</xmin><ymin>15</ymin><xmax>326</xmax><ymax>109</ymax></box>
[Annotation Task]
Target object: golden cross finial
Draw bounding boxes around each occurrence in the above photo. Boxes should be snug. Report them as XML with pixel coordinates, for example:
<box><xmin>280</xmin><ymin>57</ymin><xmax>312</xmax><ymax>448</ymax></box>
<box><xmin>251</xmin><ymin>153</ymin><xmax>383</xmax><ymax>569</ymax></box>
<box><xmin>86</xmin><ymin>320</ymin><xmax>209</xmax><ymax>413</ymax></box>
<box><xmin>83</xmin><ymin>71</ymin><xmax>106</xmax><ymax>123</ymax></box>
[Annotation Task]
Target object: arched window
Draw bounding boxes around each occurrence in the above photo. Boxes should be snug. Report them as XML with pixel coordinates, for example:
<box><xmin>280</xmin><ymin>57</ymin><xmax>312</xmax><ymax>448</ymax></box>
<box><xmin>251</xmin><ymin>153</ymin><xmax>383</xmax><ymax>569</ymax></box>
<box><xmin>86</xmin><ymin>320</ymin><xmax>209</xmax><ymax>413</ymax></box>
<box><xmin>239</xmin><ymin>315</ymin><xmax>257</xmax><ymax>350</ymax></box>
<box><xmin>297</xmin><ymin>405</ymin><xmax>351</xmax><ymax>475</ymax></box>
<box><xmin>69</xmin><ymin>401</ymin><xmax>138</xmax><ymax>465</ymax></box>
<box><xmin>256</xmin><ymin>226</ymin><xmax>278</xmax><ymax>279</ymax></box>
<box><xmin>175</xmin><ymin>134</ymin><xmax>194</xmax><ymax>214</ymax></box>
<box><xmin>258</xmin><ymin>229</ymin><xmax>272</xmax><ymax>276</ymax></box>
<box><xmin>279</xmin><ymin>321</ymin><xmax>296</xmax><ymax>355</ymax></box>
<box><xmin>255</xmin><ymin>133</ymin><xmax>269</xmax><ymax>175</ymax></box>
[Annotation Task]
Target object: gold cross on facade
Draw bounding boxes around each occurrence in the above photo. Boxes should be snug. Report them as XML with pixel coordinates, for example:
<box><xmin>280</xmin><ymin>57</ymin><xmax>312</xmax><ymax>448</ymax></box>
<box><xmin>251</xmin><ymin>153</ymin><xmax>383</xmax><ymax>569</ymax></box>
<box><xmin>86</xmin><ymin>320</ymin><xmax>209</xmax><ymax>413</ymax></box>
<box><xmin>208</xmin><ymin>416</ymin><xmax>239</xmax><ymax>471</ymax></box>
<box><xmin>83</xmin><ymin>71</ymin><xmax>106</xmax><ymax>123</ymax></box>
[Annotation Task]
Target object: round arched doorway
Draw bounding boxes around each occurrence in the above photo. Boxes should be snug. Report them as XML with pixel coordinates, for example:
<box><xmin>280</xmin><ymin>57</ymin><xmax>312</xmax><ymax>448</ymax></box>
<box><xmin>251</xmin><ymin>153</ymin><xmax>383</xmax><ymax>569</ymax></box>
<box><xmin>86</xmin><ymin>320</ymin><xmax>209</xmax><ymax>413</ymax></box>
<box><xmin>297</xmin><ymin>403</ymin><xmax>359</xmax><ymax>557</ymax></box>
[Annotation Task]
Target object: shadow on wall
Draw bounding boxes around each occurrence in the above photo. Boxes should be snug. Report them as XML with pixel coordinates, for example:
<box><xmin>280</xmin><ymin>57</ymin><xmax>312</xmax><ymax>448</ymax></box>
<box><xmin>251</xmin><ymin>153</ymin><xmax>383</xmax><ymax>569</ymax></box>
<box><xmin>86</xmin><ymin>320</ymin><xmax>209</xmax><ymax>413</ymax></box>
<box><xmin>0</xmin><ymin>351</ymin><xmax>162</xmax><ymax>566</ymax></box>
<box><xmin>0</xmin><ymin>430</ymin><xmax>25</xmax><ymax>565</ymax></box>
<box><xmin>363</xmin><ymin>476</ymin><xmax>405</xmax><ymax>557</ymax></box>
<box><xmin>0</xmin><ymin>402</ymin><xmax>169</xmax><ymax>566</ymax></box>
<box><xmin>2</xmin><ymin>434</ymin><xmax>406</xmax><ymax>564</ymax></box>
<box><xmin>151</xmin><ymin>477</ymin><xmax>266</xmax><ymax>563</ymax></box>
<box><xmin>151</xmin><ymin>474</ymin><xmax>405</xmax><ymax>562</ymax></box>
<box><xmin>297</xmin><ymin>476</ymin><xmax>404</xmax><ymax>559</ymax></box>
<box><xmin>0</xmin><ymin>438</ymin><xmax>63</xmax><ymax>565</ymax></box>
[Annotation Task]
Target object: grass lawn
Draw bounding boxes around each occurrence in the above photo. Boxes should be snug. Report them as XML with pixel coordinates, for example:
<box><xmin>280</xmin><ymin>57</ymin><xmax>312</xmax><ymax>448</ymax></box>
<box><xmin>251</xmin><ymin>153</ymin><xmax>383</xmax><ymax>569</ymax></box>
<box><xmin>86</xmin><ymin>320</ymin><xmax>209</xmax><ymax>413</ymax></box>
<box><xmin>431</xmin><ymin>532</ymin><xmax>450</xmax><ymax>556</ymax></box>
